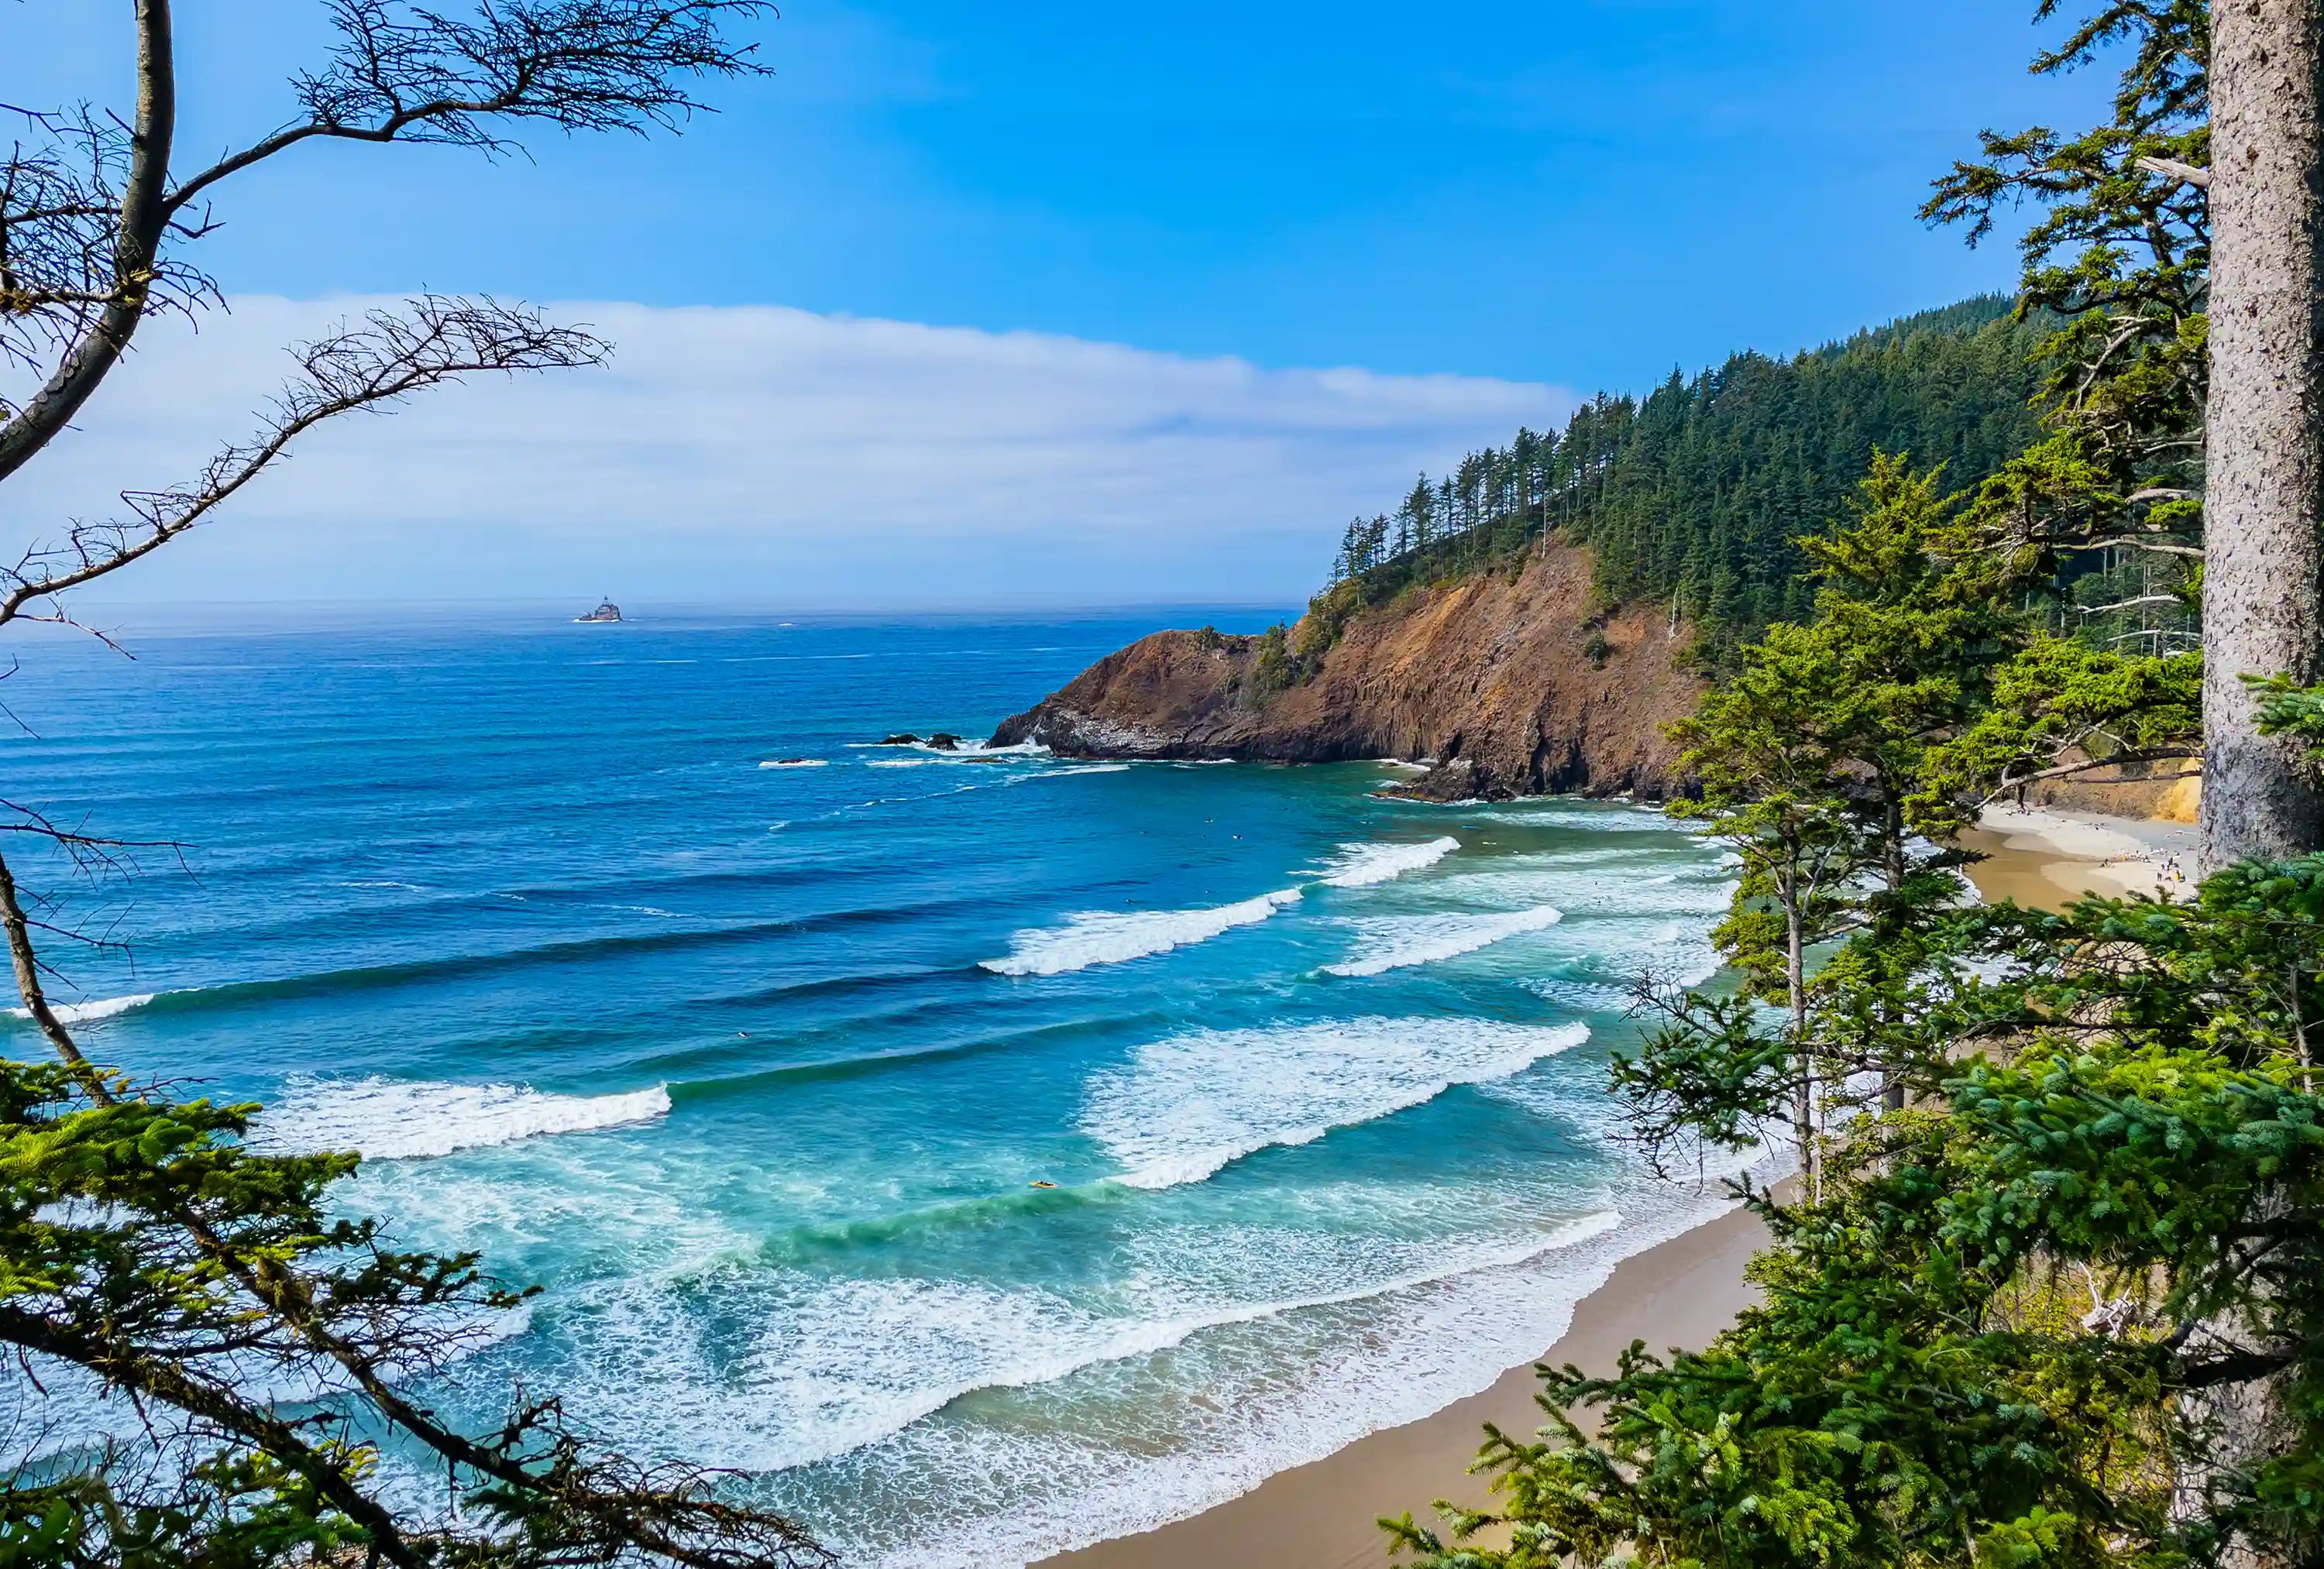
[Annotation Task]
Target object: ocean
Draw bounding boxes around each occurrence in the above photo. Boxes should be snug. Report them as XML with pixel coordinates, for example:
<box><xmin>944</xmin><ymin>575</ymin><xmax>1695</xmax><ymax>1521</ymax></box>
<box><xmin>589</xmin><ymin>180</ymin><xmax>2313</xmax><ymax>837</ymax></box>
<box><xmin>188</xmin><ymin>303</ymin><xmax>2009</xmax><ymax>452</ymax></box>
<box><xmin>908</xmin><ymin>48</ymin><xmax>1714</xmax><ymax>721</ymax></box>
<box><xmin>5</xmin><ymin>609</ymin><xmax>1745</xmax><ymax>1567</ymax></box>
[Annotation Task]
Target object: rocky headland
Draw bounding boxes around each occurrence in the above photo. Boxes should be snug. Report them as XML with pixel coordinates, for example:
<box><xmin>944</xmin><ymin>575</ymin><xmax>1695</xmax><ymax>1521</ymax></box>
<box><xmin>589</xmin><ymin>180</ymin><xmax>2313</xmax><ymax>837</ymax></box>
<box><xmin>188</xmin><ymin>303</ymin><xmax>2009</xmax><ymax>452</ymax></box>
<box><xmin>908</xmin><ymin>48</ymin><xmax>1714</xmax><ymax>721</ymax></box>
<box><xmin>991</xmin><ymin>541</ymin><xmax>1703</xmax><ymax>800</ymax></box>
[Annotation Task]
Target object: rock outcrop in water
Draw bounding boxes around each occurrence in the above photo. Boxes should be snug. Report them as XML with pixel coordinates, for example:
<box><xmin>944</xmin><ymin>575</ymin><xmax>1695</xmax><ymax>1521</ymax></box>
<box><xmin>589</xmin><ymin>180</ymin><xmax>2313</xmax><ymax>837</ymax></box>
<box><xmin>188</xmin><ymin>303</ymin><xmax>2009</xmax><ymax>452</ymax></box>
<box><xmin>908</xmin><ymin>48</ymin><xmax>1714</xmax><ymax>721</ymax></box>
<box><xmin>991</xmin><ymin>541</ymin><xmax>1703</xmax><ymax>800</ymax></box>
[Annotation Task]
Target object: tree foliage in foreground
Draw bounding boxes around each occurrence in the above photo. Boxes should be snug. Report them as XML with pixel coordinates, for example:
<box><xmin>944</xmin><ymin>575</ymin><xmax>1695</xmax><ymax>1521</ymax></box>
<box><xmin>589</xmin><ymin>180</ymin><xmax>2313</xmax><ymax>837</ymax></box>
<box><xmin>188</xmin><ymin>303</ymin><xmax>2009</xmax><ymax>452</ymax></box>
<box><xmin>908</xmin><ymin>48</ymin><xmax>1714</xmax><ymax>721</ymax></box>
<box><xmin>0</xmin><ymin>3</ymin><xmax>829</xmax><ymax>1564</ymax></box>
<box><xmin>1392</xmin><ymin>868</ymin><xmax>2324</xmax><ymax>1568</ymax></box>
<box><xmin>1386</xmin><ymin>5</ymin><xmax>2324</xmax><ymax>1564</ymax></box>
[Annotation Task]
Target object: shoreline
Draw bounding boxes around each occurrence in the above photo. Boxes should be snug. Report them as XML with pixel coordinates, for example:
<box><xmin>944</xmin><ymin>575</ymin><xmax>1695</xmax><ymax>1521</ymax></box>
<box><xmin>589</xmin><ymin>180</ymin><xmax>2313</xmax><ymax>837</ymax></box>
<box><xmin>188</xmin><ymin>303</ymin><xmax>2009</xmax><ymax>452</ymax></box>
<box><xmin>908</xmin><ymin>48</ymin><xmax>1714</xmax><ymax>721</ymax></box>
<box><xmin>1039</xmin><ymin>1204</ymin><xmax>1769</xmax><ymax>1569</ymax></box>
<box><xmin>1036</xmin><ymin>805</ymin><xmax>2153</xmax><ymax>1569</ymax></box>
<box><xmin>1960</xmin><ymin>802</ymin><xmax>2197</xmax><ymax>906</ymax></box>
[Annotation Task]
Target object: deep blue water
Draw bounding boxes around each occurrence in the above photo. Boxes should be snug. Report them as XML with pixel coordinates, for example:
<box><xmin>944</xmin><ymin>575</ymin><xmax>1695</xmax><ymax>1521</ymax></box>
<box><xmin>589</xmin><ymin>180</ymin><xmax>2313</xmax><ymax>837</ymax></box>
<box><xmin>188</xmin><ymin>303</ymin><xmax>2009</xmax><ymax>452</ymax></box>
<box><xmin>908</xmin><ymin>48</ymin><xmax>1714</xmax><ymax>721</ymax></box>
<box><xmin>6</xmin><ymin>609</ymin><xmax>1743</xmax><ymax>1567</ymax></box>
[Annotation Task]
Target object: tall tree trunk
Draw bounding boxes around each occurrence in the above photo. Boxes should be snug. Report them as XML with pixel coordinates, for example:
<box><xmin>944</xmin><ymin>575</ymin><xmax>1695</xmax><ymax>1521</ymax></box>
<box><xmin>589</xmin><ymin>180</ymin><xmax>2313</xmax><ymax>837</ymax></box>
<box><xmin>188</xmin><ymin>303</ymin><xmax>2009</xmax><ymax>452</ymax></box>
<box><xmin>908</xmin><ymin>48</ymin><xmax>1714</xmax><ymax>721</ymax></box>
<box><xmin>1881</xmin><ymin>793</ymin><xmax>1908</xmax><ymax>1113</ymax></box>
<box><xmin>2200</xmin><ymin>29</ymin><xmax>2317</xmax><ymax>1533</ymax></box>
<box><xmin>2203</xmin><ymin>0</ymin><xmax>2324</xmax><ymax>871</ymax></box>
<box><xmin>1784</xmin><ymin>888</ymin><xmax>1817</xmax><ymax>1203</ymax></box>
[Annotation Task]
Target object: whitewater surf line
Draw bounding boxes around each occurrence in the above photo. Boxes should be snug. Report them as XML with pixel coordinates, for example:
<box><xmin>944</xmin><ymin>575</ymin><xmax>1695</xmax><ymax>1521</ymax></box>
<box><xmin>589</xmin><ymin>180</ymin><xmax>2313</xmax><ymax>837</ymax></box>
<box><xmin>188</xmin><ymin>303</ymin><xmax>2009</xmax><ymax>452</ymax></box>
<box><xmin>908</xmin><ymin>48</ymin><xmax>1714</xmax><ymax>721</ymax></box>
<box><xmin>981</xmin><ymin>833</ymin><xmax>1471</xmax><ymax>977</ymax></box>
<box><xmin>1315</xmin><ymin>836</ymin><xmax>1459</xmax><ymax>887</ymax></box>
<box><xmin>981</xmin><ymin>888</ymin><xmax>1305</xmax><ymax>977</ymax></box>
<box><xmin>757</xmin><ymin>1019</ymin><xmax>1597</xmax><ymax>1257</ymax></box>
<box><xmin>9</xmin><ymin>992</ymin><xmax>158</xmax><ymax>1025</ymax></box>
<box><xmin>1085</xmin><ymin>1018</ymin><xmax>1592</xmax><ymax>1189</ymax></box>
<box><xmin>1323</xmin><ymin>904</ymin><xmax>1566</xmax><ymax>977</ymax></box>
<box><xmin>648</xmin><ymin>1210</ymin><xmax>1629</xmax><ymax>1475</ymax></box>
<box><xmin>252</xmin><ymin>1075</ymin><xmax>672</xmax><ymax>1161</ymax></box>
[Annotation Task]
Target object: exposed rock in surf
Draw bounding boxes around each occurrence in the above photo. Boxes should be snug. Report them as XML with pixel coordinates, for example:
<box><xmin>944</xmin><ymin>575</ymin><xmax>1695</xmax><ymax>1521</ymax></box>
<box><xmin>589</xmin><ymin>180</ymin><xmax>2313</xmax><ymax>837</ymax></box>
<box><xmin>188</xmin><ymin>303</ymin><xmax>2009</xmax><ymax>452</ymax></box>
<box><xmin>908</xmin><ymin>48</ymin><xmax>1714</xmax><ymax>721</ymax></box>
<box><xmin>926</xmin><ymin>733</ymin><xmax>963</xmax><ymax>750</ymax></box>
<box><xmin>989</xmin><ymin>541</ymin><xmax>1702</xmax><ymax>802</ymax></box>
<box><xmin>877</xmin><ymin>733</ymin><xmax>922</xmax><ymax>747</ymax></box>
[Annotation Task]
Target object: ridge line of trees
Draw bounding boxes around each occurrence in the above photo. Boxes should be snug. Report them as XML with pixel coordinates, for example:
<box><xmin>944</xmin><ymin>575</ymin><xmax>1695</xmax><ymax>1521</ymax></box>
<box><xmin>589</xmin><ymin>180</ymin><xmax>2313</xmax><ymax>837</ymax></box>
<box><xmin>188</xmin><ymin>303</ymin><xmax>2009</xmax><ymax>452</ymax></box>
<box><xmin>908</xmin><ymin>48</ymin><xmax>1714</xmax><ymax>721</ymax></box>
<box><xmin>1321</xmin><ymin>299</ymin><xmax>2053</xmax><ymax>661</ymax></box>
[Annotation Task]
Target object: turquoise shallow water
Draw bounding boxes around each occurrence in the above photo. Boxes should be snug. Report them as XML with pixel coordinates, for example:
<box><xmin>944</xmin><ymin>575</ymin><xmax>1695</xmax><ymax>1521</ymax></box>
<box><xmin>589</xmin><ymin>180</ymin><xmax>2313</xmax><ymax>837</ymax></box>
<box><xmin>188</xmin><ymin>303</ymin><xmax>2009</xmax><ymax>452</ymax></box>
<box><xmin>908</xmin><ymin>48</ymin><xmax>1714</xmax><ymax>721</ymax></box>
<box><xmin>5</xmin><ymin>609</ymin><xmax>1745</xmax><ymax>1567</ymax></box>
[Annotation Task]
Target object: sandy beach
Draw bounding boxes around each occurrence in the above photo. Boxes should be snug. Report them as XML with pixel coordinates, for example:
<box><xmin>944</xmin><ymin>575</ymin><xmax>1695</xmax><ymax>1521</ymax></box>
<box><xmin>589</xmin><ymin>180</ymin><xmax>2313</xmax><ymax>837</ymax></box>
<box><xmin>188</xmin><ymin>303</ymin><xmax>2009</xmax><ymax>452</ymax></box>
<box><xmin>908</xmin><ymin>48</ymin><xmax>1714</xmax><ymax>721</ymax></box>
<box><xmin>1040</xmin><ymin>803</ymin><xmax>2175</xmax><ymax>1569</ymax></box>
<box><xmin>1960</xmin><ymin>802</ymin><xmax>2198</xmax><ymax>907</ymax></box>
<box><xmin>1042</xmin><ymin>1203</ymin><xmax>1769</xmax><ymax>1569</ymax></box>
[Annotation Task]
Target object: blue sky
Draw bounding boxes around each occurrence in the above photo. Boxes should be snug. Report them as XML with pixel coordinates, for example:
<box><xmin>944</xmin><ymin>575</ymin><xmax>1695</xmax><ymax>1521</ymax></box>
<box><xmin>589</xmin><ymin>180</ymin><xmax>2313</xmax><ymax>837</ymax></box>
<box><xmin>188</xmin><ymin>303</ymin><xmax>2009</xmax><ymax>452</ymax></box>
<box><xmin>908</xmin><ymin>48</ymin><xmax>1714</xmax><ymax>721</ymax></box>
<box><xmin>4</xmin><ymin>2</ymin><xmax>2103</xmax><ymax>607</ymax></box>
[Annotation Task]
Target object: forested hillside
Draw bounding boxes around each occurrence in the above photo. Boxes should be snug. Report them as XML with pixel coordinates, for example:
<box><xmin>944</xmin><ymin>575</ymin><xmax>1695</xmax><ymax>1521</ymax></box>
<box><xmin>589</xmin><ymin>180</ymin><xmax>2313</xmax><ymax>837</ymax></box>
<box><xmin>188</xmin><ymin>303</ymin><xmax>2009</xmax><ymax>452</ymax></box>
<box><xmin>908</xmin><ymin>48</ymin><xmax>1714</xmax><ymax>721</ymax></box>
<box><xmin>1318</xmin><ymin>296</ymin><xmax>2051</xmax><ymax>656</ymax></box>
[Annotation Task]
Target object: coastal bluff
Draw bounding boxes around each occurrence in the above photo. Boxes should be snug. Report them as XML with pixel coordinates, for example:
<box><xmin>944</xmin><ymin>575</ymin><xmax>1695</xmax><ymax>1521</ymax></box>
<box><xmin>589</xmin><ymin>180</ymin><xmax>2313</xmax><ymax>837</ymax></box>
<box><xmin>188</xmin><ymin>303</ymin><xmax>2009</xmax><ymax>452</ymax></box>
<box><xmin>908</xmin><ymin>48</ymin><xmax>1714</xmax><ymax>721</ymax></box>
<box><xmin>992</xmin><ymin>541</ymin><xmax>1702</xmax><ymax>800</ymax></box>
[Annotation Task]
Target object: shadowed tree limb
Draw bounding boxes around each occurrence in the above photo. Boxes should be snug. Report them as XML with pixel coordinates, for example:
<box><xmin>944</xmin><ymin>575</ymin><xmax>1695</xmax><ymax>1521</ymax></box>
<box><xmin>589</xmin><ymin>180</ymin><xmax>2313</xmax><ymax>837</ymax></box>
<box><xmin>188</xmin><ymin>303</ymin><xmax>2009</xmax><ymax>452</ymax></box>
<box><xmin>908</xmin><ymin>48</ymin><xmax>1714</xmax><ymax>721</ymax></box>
<box><xmin>0</xmin><ymin>296</ymin><xmax>606</xmax><ymax>634</ymax></box>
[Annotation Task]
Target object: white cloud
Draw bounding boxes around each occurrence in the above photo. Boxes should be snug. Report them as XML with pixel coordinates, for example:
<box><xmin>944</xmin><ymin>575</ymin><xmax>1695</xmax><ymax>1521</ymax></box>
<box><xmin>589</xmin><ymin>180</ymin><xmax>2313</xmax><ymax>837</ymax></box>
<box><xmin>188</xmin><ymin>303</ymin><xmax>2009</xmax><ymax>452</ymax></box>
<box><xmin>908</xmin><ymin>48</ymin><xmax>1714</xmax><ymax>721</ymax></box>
<box><xmin>2</xmin><ymin>297</ymin><xmax>1570</xmax><ymax>609</ymax></box>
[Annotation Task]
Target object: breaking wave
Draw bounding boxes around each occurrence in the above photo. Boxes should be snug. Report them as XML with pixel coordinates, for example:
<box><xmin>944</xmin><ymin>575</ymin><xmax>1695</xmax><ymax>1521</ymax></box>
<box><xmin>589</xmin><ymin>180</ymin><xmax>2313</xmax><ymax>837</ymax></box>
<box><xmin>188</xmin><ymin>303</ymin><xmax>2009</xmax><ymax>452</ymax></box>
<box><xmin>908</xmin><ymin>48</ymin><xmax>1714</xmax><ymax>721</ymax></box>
<box><xmin>472</xmin><ymin>1208</ymin><xmax>1624</xmax><ymax>1478</ymax></box>
<box><xmin>1085</xmin><ymin>1017</ymin><xmax>1592</xmax><ymax>1189</ymax></box>
<box><xmin>1315</xmin><ymin>836</ymin><xmax>1459</xmax><ymax>888</ymax></box>
<box><xmin>250</xmin><ymin>1075</ymin><xmax>672</xmax><ymax>1161</ymax></box>
<box><xmin>981</xmin><ymin>889</ymin><xmax>1303</xmax><ymax>977</ymax></box>
<box><xmin>11</xmin><ymin>993</ymin><xmax>156</xmax><ymax>1025</ymax></box>
<box><xmin>1323</xmin><ymin>905</ymin><xmax>1565</xmax><ymax>977</ymax></box>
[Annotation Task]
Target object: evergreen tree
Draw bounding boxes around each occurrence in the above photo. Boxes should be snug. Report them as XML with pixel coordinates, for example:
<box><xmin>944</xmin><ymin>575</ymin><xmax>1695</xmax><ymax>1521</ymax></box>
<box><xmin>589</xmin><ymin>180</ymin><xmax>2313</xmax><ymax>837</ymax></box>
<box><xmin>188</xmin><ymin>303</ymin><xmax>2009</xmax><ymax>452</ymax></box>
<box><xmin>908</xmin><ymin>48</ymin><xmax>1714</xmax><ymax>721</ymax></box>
<box><xmin>1315</xmin><ymin>302</ymin><xmax>2054</xmax><ymax>661</ymax></box>
<box><xmin>1383</xmin><ymin>9</ymin><xmax>2324</xmax><ymax>1567</ymax></box>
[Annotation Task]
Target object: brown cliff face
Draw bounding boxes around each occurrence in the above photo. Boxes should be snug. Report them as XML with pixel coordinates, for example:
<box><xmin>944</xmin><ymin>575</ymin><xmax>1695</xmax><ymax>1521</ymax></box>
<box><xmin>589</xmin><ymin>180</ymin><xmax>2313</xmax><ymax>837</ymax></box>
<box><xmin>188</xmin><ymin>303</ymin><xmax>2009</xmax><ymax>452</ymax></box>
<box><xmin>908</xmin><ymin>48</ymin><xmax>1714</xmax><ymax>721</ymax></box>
<box><xmin>991</xmin><ymin>541</ymin><xmax>1704</xmax><ymax>800</ymax></box>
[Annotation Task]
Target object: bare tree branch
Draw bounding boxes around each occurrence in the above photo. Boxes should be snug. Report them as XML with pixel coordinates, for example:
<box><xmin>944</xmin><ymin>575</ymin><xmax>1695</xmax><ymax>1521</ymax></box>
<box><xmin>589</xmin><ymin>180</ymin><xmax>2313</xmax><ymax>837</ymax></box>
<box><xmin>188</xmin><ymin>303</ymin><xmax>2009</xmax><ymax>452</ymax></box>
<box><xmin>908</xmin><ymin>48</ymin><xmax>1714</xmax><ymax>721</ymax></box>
<box><xmin>167</xmin><ymin>1</ymin><xmax>773</xmax><ymax>212</ymax></box>
<box><xmin>1983</xmin><ymin>747</ymin><xmax>2203</xmax><ymax>804</ymax></box>
<box><xmin>2</xmin><ymin>1</ymin><xmax>768</xmax><ymax>485</ymax></box>
<box><xmin>2079</xmin><ymin>593</ymin><xmax>2192</xmax><ymax>616</ymax></box>
<box><xmin>2071</xmin><ymin>534</ymin><xmax>2207</xmax><ymax>558</ymax></box>
<box><xmin>0</xmin><ymin>297</ymin><xmax>606</xmax><ymax>633</ymax></box>
<box><xmin>0</xmin><ymin>8</ymin><xmax>846</xmax><ymax>1560</ymax></box>
<box><xmin>2136</xmin><ymin>153</ymin><xmax>2212</xmax><ymax>189</ymax></box>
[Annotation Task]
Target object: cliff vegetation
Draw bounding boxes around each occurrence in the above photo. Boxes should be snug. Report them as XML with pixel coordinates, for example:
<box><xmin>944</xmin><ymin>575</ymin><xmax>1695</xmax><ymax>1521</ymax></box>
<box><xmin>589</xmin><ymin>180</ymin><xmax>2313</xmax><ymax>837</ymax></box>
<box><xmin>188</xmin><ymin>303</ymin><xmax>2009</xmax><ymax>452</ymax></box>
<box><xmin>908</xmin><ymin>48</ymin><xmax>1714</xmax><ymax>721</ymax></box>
<box><xmin>1313</xmin><ymin>295</ymin><xmax>2054</xmax><ymax>665</ymax></box>
<box><xmin>998</xmin><ymin>298</ymin><xmax>2062</xmax><ymax>795</ymax></box>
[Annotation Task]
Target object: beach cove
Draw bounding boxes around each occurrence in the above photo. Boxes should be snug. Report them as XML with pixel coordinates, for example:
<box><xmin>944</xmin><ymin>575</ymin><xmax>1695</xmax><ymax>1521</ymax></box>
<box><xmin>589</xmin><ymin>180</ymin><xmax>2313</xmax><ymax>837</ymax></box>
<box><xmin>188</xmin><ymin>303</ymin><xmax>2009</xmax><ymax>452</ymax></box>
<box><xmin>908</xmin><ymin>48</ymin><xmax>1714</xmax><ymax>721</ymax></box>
<box><xmin>1044</xmin><ymin>799</ymin><xmax>2191</xmax><ymax>1569</ymax></box>
<box><xmin>9</xmin><ymin>611</ymin><xmax>1762</xmax><ymax>1569</ymax></box>
<box><xmin>2</xmin><ymin>610</ymin><xmax>2210</xmax><ymax>1567</ymax></box>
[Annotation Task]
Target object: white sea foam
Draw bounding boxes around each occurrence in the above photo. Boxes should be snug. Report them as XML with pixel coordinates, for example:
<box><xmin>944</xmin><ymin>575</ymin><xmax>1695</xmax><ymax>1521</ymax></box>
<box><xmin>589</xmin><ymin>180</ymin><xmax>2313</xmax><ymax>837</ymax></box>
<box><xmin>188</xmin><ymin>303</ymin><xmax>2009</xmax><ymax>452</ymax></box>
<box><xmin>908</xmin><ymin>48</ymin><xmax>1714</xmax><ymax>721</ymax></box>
<box><xmin>1323</xmin><ymin>905</ymin><xmax>1564</xmax><ymax>977</ymax></box>
<box><xmin>980</xmin><ymin>888</ymin><xmax>1302</xmax><ymax>977</ymax></box>
<box><xmin>251</xmin><ymin>1076</ymin><xmax>672</xmax><ymax>1161</ymax></box>
<box><xmin>450</xmin><ymin>1208</ymin><xmax>1627</xmax><ymax>1482</ymax></box>
<box><xmin>788</xmin><ymin>1194</ymin><xmax>1752</xmax><ymax>1569</ymax></box>
<box><xmin>339</xmin><ymin>1032</ymin><xmax>1761</xmax><ymax>1569</ymax></box>
<box><xmin>1040</xmin><ymin>764</ymin><xmax>1133</xmax><ymax>778</ymax></box>
<box><xmin>759</xmin><ymin>758</ymin><xmax>829</xmax><ymax>769</ymax></box>
<box><xmin>10</xmin><ymin>992</ymin><xmax>156</xmax><ymax>1025</ymax></box>
<box><xmin>856</xmin><ymin>738</ymin><xmax>1047</xmax><ymax>762</ymax></box>
<box><xmin>1422</xmin><ymin>853</ymin><xmax>1735</xmax><ymax>927</ymax></box>
<box><xmin>1315</xmin><ymin>836</ymin><xmax>1459</xmax><ymax>887</ymax></box>
<box><xmin>796</xmin><ymin>1215</ymin><xmax>1624</xmax><ymax>1468</ymax></box>
<box><xmin>1462</xmin><ymin>803</ymin><xmax>1687</xmax><ymax>833</ymax></box>
<box><xmin>1085</xmin><ymin>1018</ymin><xmax>1592</xmax><ymax>1189</ymax></box>
<box><xmin>1517</xmin><ymin>912</ymin><xmax>1724</xmax><ymax>1005</ymax></box>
